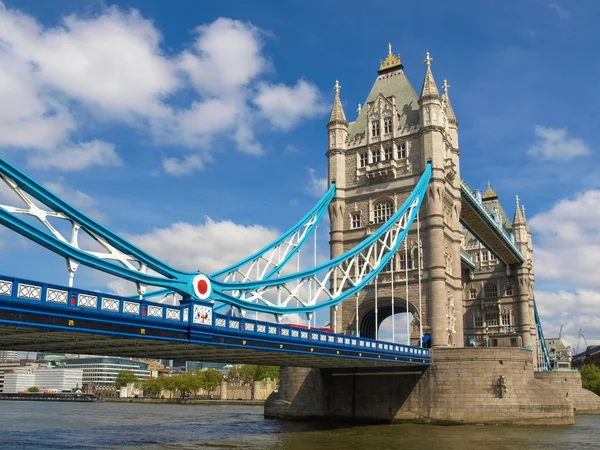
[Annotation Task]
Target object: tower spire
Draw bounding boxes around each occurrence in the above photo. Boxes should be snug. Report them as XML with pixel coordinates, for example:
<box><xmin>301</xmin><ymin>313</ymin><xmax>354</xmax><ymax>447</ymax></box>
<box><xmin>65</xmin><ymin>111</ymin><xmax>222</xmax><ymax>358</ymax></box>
<box><xmin>420</xmin><ymin>52</ymin><xmax>439</xmax><ymax>99</ymax></box>
<box><xmin>442</xmin><ymin>79</ymin><xmax>457</xmax><ymax>124</ymax></box>
<box><xmin>328</xmin><ymin>80</ymin><xmax>347</xmax><ymax>126</ymax></box>
<box><xmin>513</xmin><ymin>195</ymin><xmax>525</xmax><ymax>224</ymax></box>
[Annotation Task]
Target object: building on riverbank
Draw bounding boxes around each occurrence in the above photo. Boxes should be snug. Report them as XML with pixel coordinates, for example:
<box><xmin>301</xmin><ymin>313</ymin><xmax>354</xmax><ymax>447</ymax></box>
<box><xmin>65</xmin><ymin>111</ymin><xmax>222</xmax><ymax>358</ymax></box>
<box><xmin>572</xmin><ymin>345</ymin><xmax>600</xmax><ymax>369</ymax></box>
<box><xmin>63</xmin><ymin>356</ymin><xmax>151</xmax><ymax>385</ymax></box>
<box><xmin>0</xmin><ymin>351</ymin><xmax>18</xmax><ymax>362</ymax></box>
<box><xmin>2</xmin><ymin>368</ymin><xmax>83</xmax><ymax>393</ymax></box>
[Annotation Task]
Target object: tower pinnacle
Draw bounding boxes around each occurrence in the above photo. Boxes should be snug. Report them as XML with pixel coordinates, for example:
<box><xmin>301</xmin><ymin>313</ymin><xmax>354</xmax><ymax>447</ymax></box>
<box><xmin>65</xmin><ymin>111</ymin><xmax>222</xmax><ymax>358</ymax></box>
<box><xmin>420</xmin><ymin>52</ymin><xmax>439</xmax><ymax>100</ymax></box>
<box><xmin>513</xmin><ymin>195</ymin><xmax>525</xmax><ymax>224</ymax></box>
<box><xmin>442</xmin><ymin>79</ymin><xmax>457</xmax><ymax>125</ymax></box>
<box><xmin>328</xmin><ymin>80</ymin><xmax>347</xmax><ymax>127</ymax></box>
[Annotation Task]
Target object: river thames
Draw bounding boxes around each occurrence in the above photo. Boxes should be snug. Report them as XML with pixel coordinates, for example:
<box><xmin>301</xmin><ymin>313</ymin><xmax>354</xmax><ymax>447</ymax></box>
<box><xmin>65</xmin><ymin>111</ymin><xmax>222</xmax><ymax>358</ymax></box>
<box><xmin>0</xmin><ymin>402</ymin><xmax>598</xmax><ymax>449</ymax></box>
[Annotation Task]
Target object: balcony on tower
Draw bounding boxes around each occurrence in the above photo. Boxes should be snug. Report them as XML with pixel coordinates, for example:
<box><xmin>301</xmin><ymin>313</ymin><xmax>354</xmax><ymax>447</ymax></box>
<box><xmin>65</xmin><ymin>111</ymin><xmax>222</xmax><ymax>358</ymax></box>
<box><xmin>357</xmin><ymin>157</ymin><xmax>411</xmax><ymax>183</ymax></box>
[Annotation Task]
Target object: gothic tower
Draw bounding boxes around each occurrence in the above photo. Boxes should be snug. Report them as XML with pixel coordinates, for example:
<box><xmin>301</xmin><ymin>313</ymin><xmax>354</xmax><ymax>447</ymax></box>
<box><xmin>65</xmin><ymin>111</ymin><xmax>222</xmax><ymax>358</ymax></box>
<box><xmin>326</xmin><ymin>46</ymin><xmax>464</xmax><ymax>347</ymax></box>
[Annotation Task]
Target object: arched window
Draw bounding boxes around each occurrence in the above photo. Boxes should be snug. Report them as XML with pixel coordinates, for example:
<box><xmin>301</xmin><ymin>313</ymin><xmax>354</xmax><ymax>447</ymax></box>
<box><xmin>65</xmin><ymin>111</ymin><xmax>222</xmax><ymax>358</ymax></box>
<box><xmin>373</xmin><ymin>199</ymin><xmax>393</xmax><ymax>224</ymax></box>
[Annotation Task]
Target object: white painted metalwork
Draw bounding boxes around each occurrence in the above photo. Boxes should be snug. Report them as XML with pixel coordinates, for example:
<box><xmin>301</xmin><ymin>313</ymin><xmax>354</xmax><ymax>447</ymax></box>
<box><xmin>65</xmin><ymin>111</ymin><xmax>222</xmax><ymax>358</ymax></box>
<box><xmin>166</xmin><ymin>308</ymin><xmax>181</xmax><ymax>321</ymax></box>
<box><xmin>18</xmin><ymin>283</ymin><xmax>41</xmax><ymax>300</ymax></box>
<box><xmin>78</xmin><ymin>293</ymin><xmax>97</xmax><ymax>309</ymax></box>
<box><xmin>218</xmin><ymin>196</ymin><xmax>421</xmax><ymax>313</ymax></box>
<box><xmin>218</xmin><ymin>210</ymin><xmax>321</xmax><ymax>285</ymax></box>
<box><xmin>0</xmin><ymin>174</ymin><xmax>152</xmax><ymax>293</ymax></box>
<box><xmin>123</xmin><ymin>301</ymin><xmax>140</xmax><ymax>315</ymax></box>
<box><xmin>101</xmin><ymin>298</ymin><xmax>120</xmax><ymax>312</ymax></box>
<box><xmin>0</xmin><ymin>280</ymin><xmax>12</xmax><ymax>296</ymax></box>
<box><xmin>47</xmin><ymin>288</ymin><xmax>68</xmax><ymax>304</ymax></box>
<box><xmin>148</xmin><ymin>305</ymin><xmax>163</xmax><ymax>318</ymax></box>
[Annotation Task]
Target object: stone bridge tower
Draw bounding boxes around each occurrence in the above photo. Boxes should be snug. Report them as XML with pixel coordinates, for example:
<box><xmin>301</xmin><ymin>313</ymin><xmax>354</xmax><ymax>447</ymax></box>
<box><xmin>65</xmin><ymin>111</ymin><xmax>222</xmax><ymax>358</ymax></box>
<box><xmin>327</xmin><ymin>46</ymin><xmax>464</xmax><ymax>348</ymax></box>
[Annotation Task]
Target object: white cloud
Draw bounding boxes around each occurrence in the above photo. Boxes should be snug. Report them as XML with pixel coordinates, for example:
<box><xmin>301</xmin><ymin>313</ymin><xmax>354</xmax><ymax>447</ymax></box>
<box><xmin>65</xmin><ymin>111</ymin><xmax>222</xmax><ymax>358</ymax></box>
<box><xmin>305</xmin><ymin>167</ymin><xmax>327</xmax><ymax>198</ymax></box>
<box><xmin>254</xmin><ymin>80</ymin><xmax>326</xmax><ymax>131</ymax></box>
<box><xmin>126</xmin><ymin>217</ymin><xmax>280</xmax><ymax>274</ymax></box>
<box><xmin>44</xmin><ymin>178</ymin><xmax>106</xmax><ymax>222</ymax></box>
<box><xmin>530</xmin><ymin>190</ymin><xmax>600</xmax><ymax>349</ymax></box>
<box><xmin>178</xmin><ymin>18</ymin><xmax>267</xmax><ymax>96</ymax></box>
<box><xmin>162</xmin><ymin>154</ymin><xmax>205</xmax><ymax>176</ymax></box>
<box><xmin>528</xmin><ymin>126</ymin><xmax>590</xmax><ymax>161</ymax></box>
<box><xmin>28</xmin><ymin>140</ymin><xmax>122</xmax><ymax>171</ymax></box>
<box><xmin>0</xmin><ymin>5</ymin><xmax>178</xmax><ymax>119</ymax></box>
<box><xmin>530</xmin><ymin>190</ymin><xmax>600</xmax><ymax>288</ymax></box>
<box><xmin>0</xmin><ymin>5</ymin><xmax>325</xmax><ymax>173</ymax></box>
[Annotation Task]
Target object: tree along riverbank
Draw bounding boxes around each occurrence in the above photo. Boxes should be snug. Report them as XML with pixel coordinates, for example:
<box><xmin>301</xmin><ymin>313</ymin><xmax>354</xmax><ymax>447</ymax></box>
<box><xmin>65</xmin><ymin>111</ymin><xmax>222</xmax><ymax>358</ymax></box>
<box><xmin>104</xmin><ymin>397</ymin><xmax>264</xmax><ymax>406</ymax></box>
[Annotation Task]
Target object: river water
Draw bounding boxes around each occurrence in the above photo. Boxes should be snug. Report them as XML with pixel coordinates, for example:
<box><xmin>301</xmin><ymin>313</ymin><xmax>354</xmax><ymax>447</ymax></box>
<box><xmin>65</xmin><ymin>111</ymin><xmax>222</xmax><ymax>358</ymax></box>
<box><xmin>0</xmin><ymin>402</ymin><xmax>598</xmax><ymax>449</ymax></box>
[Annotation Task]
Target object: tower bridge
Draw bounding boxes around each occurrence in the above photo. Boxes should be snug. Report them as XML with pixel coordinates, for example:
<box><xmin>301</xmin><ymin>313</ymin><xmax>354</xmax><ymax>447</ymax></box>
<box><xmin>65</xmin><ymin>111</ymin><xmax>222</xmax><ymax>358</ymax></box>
<box><xmin>0</xmin><ymin>45</ymin><xmax>598</xmax><ymax>425</ymax></box>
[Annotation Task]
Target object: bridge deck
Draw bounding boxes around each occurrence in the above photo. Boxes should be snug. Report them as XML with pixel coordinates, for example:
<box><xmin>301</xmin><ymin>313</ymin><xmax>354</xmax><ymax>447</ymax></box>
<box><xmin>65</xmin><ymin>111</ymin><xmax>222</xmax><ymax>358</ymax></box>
<box><xmin>0</xmin><ymin>275</ymin><xmax>429</xmax><ymax>369</ymax></box>
<box><xmin>460</xmin><ymin>178</ymin><xmax>524</xmax><ymax>265</ymax></box>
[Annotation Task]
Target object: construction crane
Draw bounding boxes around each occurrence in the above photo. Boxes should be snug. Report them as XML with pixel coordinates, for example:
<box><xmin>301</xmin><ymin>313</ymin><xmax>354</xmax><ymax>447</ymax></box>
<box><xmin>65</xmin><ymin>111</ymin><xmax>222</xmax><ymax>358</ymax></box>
<box><xmin>575</xmin><ymin>329</ymin><xmax>589</xmax><ymax>355</ymax></box>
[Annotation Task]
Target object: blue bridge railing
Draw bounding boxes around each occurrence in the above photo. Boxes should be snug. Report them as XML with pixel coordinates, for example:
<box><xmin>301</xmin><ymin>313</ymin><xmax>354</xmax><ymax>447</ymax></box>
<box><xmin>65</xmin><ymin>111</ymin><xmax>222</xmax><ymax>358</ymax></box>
<box><xmin>0</xmin><ymin>274</ymin><xmax>430</xmax><ymax>363</ymax></box>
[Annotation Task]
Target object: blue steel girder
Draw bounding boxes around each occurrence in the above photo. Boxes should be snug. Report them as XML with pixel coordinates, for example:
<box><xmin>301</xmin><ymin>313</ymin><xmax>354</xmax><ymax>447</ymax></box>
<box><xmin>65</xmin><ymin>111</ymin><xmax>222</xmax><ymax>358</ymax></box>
<box><xmin>0</xmin><ymin>155</ymin><xmax>431</xmax><ymax>317</ymax></box>
<box><xmin>460</xmin><ymin>177</ymin><xmax>524</xmax><ymax>266</ymax></box>
<box><xmin>0</xmin><ymin>274</ymin><xmax>430</xmax><ymax>368</ymax></box>
<box><xmin>210</xmin><ymin>163</ymin><xmax>432</xmax><ymax>315</ymax></box>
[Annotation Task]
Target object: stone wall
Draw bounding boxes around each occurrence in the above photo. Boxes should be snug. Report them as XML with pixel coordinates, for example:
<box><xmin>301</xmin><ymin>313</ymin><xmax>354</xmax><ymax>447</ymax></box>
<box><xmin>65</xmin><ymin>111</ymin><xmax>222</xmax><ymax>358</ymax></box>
<box><xmin>266</xmin><ymin>348</ymin><xmax>600</xmax><ymax>425</ymax></box>
<box><xmin>534</xmin><ymin>371</ymin><xmax>600</xmax><ymax>415</ymax></box>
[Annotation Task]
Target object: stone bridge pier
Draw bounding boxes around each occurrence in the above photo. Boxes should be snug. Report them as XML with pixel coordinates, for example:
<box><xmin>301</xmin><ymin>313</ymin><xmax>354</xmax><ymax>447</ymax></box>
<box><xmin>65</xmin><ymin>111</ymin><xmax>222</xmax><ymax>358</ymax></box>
<box><xmin>265</xmin><ymin>348</ymin><xmax>600</xmax><ymax>425</ymax></box>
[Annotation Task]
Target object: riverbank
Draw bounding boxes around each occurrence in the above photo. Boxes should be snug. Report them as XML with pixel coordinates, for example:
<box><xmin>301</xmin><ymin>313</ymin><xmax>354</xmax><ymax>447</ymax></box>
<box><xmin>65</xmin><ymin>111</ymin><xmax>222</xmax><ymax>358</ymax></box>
<box><xmin>104</xmin><ymin>397</ymin><xmax>264</xmax><ymax>406</ymax></box>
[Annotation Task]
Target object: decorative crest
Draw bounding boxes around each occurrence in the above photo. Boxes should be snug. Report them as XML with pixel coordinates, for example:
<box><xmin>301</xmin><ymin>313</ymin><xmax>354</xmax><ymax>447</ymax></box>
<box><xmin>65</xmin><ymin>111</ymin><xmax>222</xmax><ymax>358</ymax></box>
<box><xmin>515</xmin><ymin>195</ymin><xmax>520</xmax><ymax>209</ymax></box>
<box><xmin>379</xmin><ymin>43</ymin><xmax>402</xmax><ymax>72</ymax></box>
<box><xmin>357</xmin><ymin>103</ymin><xmax>362</xmax><ymax>114</ymax></box>
<box><xmin>482</xmin><ymin>181</ymin><xmax>497</xmax><ymax>200</ymax></box>
<box><xmin>334</xmin><ymin>80</ymin><xmax>341</xmax><ymax>95</ymax></box>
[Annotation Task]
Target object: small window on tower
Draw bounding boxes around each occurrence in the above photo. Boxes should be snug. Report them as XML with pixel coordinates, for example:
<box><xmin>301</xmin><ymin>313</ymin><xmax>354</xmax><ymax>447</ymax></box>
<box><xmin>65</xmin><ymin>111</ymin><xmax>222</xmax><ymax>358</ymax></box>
<box><xmin>384</xmin><ymin>147</ymin><xmax>393</xmax><ymax>161</ymax></box>
<box><xmin>384</xmin><ymin>117</ymin><xmax>392</xmax><ymax>134</ymax></box>
<box><xmin>484</xmin><ymin>283</ymin><xmax>498</xmax><ymax>298</ymax></box>
<box><xmin>372</xmin><ymin>149</ymin><xmax>381</xmax><ymax>164</ymax></box>
<box><xmin>351</xmin><ymin>213</ymin><xmax>361</xmax><ymax>229</ymax></box>
<box><xmin>398</xmin><ymin>143</ymin><xmax>407</xmax><ymax>159</ymax></box>
<box><xmin>474</xmin><ymin>316</ymin><xmax>483</xmax><ymax>328</ymax></box>
<box><xmin>482</xmin><ymin>252</ymin><xmax>489</xmax><ymax>262</ymax></box>
<box><xmin>373</xmin><ymin>199</ymin><xmax>393</xmax><ymax>224</ymax></box>
<box><xmin>506</xmin><ymin>284</ymin><xmax>513</xmax><ymax>296</ymax></box>
<box><xmin>399</xmin><ymin>252</ymin><xmax>406</xmax><ymax>270</ymax></box>
<box><xmin>469</xmin><ymin>288</ymin><xmax>477</xmax><ymax>299</ymax></box>
<box><xmin>371</xmin><ymin>120</ymin><xmax>380</xmax><ymax>137</ymax></box>
<box><xmin>359</xmin><ymin>152</ymin><xmax>368</xmax><ymax>168</ymax></box>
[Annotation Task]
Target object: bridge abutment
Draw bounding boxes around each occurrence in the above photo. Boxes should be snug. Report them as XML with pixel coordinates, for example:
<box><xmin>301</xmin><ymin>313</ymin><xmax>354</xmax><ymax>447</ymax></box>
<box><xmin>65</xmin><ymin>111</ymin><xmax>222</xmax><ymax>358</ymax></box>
<box><xmin>266</xmin><ymin>348</ymin><xmax>600</xmax><ymax>425</ymax></box>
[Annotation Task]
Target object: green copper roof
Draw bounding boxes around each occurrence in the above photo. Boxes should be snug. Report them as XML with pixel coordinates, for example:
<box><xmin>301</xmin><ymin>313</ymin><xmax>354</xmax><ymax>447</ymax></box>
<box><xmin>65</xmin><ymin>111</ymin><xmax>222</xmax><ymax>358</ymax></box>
<box><xmin>347</xmin><ymin>68</ymin><xmax>420</xmax><ymax>138</ymax></box>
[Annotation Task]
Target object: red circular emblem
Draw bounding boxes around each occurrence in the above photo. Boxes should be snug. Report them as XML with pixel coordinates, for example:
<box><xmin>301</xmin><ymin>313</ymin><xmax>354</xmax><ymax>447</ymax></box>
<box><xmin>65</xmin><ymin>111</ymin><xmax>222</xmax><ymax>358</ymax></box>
<box><xmin>197</xmin><ymin>279</ymin><xmax>208</xmax><ymax>295</ymax></box>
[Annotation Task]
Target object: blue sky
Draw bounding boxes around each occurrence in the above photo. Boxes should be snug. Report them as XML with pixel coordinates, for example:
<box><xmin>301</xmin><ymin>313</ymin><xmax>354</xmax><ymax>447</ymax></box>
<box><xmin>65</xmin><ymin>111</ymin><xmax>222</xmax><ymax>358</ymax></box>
<box><xmin>0</xmin><ymin>0</ymin><xmax>599</xmax><ymax>349</ymax></box>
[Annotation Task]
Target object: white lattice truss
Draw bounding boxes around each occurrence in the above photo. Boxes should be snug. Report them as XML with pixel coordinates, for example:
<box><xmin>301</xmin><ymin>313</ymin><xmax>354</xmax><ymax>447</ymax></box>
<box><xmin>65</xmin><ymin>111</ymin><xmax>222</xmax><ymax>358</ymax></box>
<box><xmin>220</xmin><ymin>196</ymin><xmax>420</xmax><ymax>311</ymax></box>
<box><xmin>0</xmin><ymin>174</ymin><xmax>149</xmax><ymax>294</ymax></box>
<box><xmin>219</xmin><ymin>213</ymin><xmax>319</xmax><ymax>284</ymax></box>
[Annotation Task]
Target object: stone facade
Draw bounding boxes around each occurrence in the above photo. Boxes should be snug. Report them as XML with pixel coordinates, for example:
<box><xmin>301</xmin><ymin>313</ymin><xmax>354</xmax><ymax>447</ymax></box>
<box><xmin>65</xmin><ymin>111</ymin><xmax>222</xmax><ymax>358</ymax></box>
<box><xmin>266</xmin><ymin>348</ymin><xmax>600</xmax><ymax>424</ymax></box>
<box><xmin>327</xmin><ymin>46</ymin><xmax>534</xmax><ymax>352</ymax></box>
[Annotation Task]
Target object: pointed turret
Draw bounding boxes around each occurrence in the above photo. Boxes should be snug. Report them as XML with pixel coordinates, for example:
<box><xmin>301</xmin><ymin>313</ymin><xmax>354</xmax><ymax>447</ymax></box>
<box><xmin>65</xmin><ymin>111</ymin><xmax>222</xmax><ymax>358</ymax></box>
<box><xmin>513</xmin><ymin>195</ymin><xmax>525</xmax><ymax>225</ymax></box>
<box><xmin>328</xmin><ymin>80</ymin><xmax>348</xmax><ymax>127</ymax></box>
<box><xmin>442</xmin><ymin>79</ymin><xmax>457</xmax><ymax>125</ymax></box>
<box><xmin>420</xmin><ymin>52</ymin><xmax>439</xmax><ymax>100</ymax></box>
